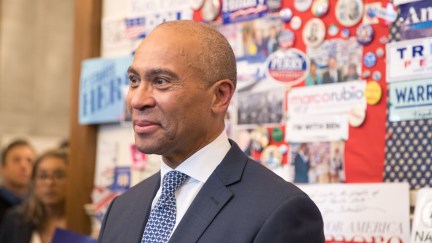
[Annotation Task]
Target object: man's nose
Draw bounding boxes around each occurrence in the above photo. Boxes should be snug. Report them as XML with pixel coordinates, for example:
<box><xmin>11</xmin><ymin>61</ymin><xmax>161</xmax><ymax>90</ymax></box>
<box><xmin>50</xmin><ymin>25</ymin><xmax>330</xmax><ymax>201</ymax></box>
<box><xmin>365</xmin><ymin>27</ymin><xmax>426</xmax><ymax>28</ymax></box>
<box><xmin>128</xmin><ymin>84</ymin><xmax>156</xmax><ymax>110</ymax></box>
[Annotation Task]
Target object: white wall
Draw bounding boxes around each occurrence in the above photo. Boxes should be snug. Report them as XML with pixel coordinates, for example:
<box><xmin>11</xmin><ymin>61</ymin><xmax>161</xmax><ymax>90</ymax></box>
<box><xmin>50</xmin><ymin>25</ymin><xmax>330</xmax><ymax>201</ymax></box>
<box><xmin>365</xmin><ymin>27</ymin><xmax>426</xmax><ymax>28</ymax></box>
<box><xmin>0</xmin><ymin>0</ymin><xmax>74</xmax><ymax>148</ymax></box>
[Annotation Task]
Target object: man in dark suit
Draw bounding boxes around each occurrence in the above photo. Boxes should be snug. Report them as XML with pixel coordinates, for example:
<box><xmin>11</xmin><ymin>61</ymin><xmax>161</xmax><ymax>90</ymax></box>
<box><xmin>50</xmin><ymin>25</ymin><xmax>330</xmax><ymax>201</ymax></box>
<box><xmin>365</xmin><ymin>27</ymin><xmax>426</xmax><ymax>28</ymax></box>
<box><xmin>322</xmin><ymin>56</ymin><xmax>343</xmax><ymax>84</ymax></box>
<box><xmin>98</xmin><ymin>20</ymin><xmax>324</xmax><ymax>243</ymax></box>
<box><xmin>0</xmin><ymin>140</ymin><xmax>35</xmax><ymax>227</ymax></box>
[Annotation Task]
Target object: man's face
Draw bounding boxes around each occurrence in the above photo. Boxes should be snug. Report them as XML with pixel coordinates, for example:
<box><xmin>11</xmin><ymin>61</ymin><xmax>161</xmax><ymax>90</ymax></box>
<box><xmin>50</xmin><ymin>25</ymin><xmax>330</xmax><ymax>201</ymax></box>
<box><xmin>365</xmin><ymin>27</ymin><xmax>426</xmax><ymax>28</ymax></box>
<box><xmin>0</xmin><ymin>145</ymin><xmax>35</xmax><ymax>189</ymax></box>
<box><xmin>127</xmin><ymin>28</ymin><xmax>217</xmax><ymax>163</ymax></box>
<box><xmin>328</xmin><ymin>57</ymin><xmax>337</xmax><ymax>70</ymax></box>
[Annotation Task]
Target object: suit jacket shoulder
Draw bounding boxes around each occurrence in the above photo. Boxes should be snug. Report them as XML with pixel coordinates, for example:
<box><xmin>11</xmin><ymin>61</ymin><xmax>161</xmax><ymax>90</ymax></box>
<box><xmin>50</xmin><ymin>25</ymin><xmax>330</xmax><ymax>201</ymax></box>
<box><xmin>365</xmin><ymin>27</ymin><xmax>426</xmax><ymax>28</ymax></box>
<box><xmin>99</xmin><ymin>172</ymin><xmax>160</xmax><ymax>243</ymax></box>
<box><xmin>0</xmin><ymin>207</ymin><xmax>34</xmax><ymax>243</ymax></box>
<box><xmin>99</xmin><ymin>141</ymin><xmax>324</xmax><ymax>243</ymax></box>
<box><xmin>170</xmin><ymin>141</ymin><xmax>324</xmax><ymax>243</ymax></box>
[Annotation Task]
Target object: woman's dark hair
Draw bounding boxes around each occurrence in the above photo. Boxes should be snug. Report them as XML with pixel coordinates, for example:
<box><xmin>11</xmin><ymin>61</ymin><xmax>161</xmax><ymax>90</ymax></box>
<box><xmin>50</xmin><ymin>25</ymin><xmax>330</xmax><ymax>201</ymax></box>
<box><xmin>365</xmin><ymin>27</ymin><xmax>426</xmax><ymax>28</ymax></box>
<box><xmin>20</xmin><ymin>149</ymin><xmax>68</xmax><ymax>227</ymax></box>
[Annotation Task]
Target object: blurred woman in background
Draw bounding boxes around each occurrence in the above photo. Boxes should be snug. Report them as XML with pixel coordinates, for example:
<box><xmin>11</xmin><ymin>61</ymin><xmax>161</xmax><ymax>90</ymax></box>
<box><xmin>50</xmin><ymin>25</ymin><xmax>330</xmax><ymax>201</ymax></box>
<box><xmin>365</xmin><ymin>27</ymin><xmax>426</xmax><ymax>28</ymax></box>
<box><xmin>0</xmin><ymin>150</ymin><xmax>68</xmax><ymax>243</ymax></box>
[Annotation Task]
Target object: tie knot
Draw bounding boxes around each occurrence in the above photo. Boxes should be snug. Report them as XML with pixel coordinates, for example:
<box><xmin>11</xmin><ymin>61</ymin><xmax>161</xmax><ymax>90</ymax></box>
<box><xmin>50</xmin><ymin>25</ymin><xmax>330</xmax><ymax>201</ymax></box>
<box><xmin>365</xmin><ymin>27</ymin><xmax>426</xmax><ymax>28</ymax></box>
<box><xmin>161</xmin><ymin>170</ymin><xmax>189</xmax><ymax>196</ymax></box>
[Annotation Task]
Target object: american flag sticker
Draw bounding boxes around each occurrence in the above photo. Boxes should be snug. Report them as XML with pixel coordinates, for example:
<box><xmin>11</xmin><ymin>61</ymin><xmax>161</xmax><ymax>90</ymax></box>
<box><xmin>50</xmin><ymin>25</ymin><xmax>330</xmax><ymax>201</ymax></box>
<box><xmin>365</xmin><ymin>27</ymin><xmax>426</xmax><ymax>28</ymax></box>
<box><xmin>125</xmin><ymin>17</ymin><xmax>146</xmax><ymax>39</ymax></box>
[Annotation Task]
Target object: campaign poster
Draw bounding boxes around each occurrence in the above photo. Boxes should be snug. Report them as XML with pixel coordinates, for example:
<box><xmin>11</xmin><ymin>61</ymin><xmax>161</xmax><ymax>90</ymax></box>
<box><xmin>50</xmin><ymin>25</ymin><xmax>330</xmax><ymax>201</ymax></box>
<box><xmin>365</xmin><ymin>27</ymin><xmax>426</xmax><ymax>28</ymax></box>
<box><xmin>398</xmin><ymin>0</ymin><xmax>432</xmax><ymax>40</ymax></box>
<box><xmin>92</xmin><ymin>124</ymin><xmax>161</xmax><ymax>224</ymax></box>
<box><xmin>288</xmin><ymin>141</ymin><xmax>345</xmax><ymax>184</ymax></box>
<box><xmin>410</xmin><ymin>188</ymin><xmax>432</xmax><ymax>243</ymax></box>
<box><xmin>306</xmin><ymin>38</ymin><xmax>363</xmax><ymax>86</ymax></box>
<box><xmin>300</xmin><ymin>183</ymin><xmax>411</xmax><ymax>243</ymax></box>
<box><xmin>389</xmin><ymin>79</ymin><xmax>432</xmax><ymax>121</ymax></box>
<box><xmin>285</xmin><ymin>114</ymin><xmax>349</xmax><ymax>142</ymax></box>
<box><xmin>287</xmin><ymin>81</ymin><xmax>366</xmax><ymax>117</ymax></box>
<box><xmin>79</xmin><ymin>56</ymin><xmax>133</xmax><ymax>124</ymax></box>
<box><xmin>222</xmin><ymin>0</ymin><xmax>268</xmax><ymax>24</ymax></box>
<box><xmin>386</xmin><ymin>37</ymin><xmax>432</xmax><ymax>82</ymax></box>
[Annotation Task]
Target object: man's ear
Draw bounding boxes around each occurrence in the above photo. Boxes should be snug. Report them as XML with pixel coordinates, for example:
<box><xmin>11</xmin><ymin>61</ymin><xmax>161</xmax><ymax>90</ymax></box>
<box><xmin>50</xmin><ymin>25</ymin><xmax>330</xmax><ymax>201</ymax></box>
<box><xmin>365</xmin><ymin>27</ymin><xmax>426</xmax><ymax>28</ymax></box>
<box><xmin>211</xmin><ymin>79</ymin><xmax>235</xmax><ymax>115</ymax></box>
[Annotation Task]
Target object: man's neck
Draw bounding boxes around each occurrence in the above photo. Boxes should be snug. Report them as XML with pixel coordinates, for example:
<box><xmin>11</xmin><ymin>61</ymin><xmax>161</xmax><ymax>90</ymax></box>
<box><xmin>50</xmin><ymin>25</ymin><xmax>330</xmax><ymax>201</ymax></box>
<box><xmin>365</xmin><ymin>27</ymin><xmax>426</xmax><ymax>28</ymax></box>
<box><xmin>2</xmin><ymin>182</ymin><xmax>28</xmax><ymax>198</ymax></box>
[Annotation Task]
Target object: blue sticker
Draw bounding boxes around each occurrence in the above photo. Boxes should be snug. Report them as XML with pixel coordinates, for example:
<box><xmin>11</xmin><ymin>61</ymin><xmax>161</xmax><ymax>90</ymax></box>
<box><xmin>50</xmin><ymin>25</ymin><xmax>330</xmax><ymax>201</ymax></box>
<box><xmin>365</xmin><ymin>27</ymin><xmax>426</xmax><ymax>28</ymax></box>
<box><xmin>364</xmin><ymin>52</ymin><xmax>377</xmax><ymax>68</ymax></box>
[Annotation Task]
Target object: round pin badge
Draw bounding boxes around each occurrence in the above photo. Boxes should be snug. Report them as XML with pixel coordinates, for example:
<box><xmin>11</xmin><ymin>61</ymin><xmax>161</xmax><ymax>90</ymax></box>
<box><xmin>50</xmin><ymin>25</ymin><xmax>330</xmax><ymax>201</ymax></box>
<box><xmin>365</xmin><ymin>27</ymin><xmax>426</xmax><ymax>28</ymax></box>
<box><xmin>311</xmin><ymin>0</ymin><xmax>329</xmax><ymax>17</ymax></box>
<box><xmin>363</xmin><ymin>52</ymin><xmax>377</xmax><ymax>68</ymax></box>
<box><xmin>201</xmin><ymin>0</ymin><xmax>221</xmax><ymax>21</ymax></box>
<box><xmin>250</xmin><ymin>127</ymin><xmax>269</xmax><ymax>152</ymax></box>
<box><xmin>362</xmin><ymin>70</ymin><xmax>371</xmax><ymax>79</ymax></box>
<box><xmin>279</xmin><ymin>144</ymin><xmax>288</xmax><ymax>155</ymax></box>
<box><xmin>303</xmin><ymin>18</ymin><xmax>326</xmax><ymax>48</ymax></box>
<box><xmin>340</xmin><ymin>28</ymin><xmax>350</xmax><ymax>39</ymax></box>
<box><xmin>372</xmin><ymin>70</ymin><xmax>382</xmax><ymax>81</ymax></box>
<box><xmin>278</xmin><ymin>29</ymin><xmax>295</xmax><ymax>49</ymax></box>
<box><xmin>376</xmin><ymin>47</ymin><xmax>385</xmax><ymax>58</ymax></box>
<box><xmin>365</xmin><ymin>81</ymin><xmax>382</xmax><ymax>105</ymax></box>
<box><xmin>349</xmin><ymin>104</ymin><xmax>366</xmax><ymax>127</ymax></box>
<box><xmin>190</xmin><ymin>0</ymin><xmax>205</xmax><ymax>10</ymax></box>
<box><xmin>290</xmin><ymin>16</ymin><xmax>302</xmax><ymax>30</ymax></box>
<box><xmin>356</xmin><ymin>24</ymin><xmax>374</xmax><ymax>45</ymax></box>
<box><xmin>335</xmin><ymin>0</ymin><xmax>363</xmax><ymax>27</ymax></box>
<box><xmin>327</xmin><ymin>24</ymin><xmax>339</xmax><ymax>36</ymax></box>
<box><xmin>260</xmin><ymin>145</ymin><xmax>282</xmax><ymax>169</ymax></box>
<box><xmin>271</xmin><ymin>127</ymin><xmax>284</xmax><ymax>142</ymax></box>
<box><xmin>295</xmin><ymin>0</ymin><xmax>313</xmax><ymax>12</ymax></box>
<box><xmin>280</xmin><ymin>8</ymin><xmax>293</xmax><ymax>22</ymax></box>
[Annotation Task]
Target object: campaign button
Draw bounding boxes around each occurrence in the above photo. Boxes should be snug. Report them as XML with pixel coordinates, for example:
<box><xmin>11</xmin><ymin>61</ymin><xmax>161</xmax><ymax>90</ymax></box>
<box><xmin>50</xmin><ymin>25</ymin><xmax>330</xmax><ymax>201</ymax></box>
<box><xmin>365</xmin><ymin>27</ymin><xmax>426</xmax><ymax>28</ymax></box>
<box><xmin>340</xmin><ymin>28</ymin><xmax>350</xmax><ymax>39</ymax></box>
<box><xmin>363</xmin><ymin>52</ymin><xmax>377</xmax><ymax>68</ymax></box>
<box><xmin>295</xmin><ymin>0</ymin><xmax>313</xmax><ymax>12</ymax></box>
<box><xmin>335</xmin><ymin>0</ymin><xmax>363</xmax><ymax>27</ymax></box>
<box><xmin>201</xmin><ymin>0</ymin><xmax>220</xmax><ymax>21</ymax></box>
<box><xmin>190</xmin><ymin>0</ymin><xmax>205</xmax><ymax>10</ymax></box>
<box><xmin>365</xmin><ymin>81</ymin><xmax>382</xmax><ymax>105</ymax></box>
<box><xmin>328</xmin><ymin>24</ymin><xmax>339</xmax><ymax>36</ymax></box>
<box><xmin>376</xmin><ymin>47</ymin><xmax>385</xmax><ymax>58</ymax></box>
<box><xmin>278</xmin><ymin>29</ymin><xmax>295</xmax><ymax>49</ymax></box>
<box><xmin>312</xmin><ymin>0</ymin><xmax>329</xmax><ymax>17</ymax></box>
<box><xmin>362</xmin><ymin>70</ymin><xmax>371</xmax><ymax>79</ymax></box>
<box><xmin>372</xmin><ymin>70</ymin><xmax>382</xmax><ymax>81</ymax></box>
<box><xmin>356</xmin><ymin>24</ymin><xmax>374</xmax><ymax>45</ymax></box>
<box><xmin>290</xmin><ymin>16</ymin><xmax>302</xmax><ymax>30</ymax></box>
<box><xmin>302</xmin><ymin>18</ymin><xmax>326</xmax><ymax>48</ymax></box>
<box><xmin>280</xmin><ymin>8</ymin><xmax>293</xmax><ymax>22</ymax></box>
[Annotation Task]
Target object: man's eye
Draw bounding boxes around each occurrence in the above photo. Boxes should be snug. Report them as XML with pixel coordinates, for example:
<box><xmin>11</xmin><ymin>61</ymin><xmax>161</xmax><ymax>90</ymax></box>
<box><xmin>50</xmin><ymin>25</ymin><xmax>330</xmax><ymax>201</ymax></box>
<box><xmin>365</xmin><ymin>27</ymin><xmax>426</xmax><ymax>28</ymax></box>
<box><xmin>129</xmin><ymin>75</ymin><xmax>139</xmax><ymax>85</ymax></box>
<box><xmin>155</xmin><ymin>78</ymin><xmax>168</xmax><ymax>85</ymax></box>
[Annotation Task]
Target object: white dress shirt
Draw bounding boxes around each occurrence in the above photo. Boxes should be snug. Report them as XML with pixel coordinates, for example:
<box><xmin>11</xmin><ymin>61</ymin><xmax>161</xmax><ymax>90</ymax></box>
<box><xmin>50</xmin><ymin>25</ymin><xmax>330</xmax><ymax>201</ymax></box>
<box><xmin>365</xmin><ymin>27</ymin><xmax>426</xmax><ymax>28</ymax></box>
<box><xmin>150</xmin><ymin>131</ymin><xmax>231</xmax><ymax>239</ymax></box>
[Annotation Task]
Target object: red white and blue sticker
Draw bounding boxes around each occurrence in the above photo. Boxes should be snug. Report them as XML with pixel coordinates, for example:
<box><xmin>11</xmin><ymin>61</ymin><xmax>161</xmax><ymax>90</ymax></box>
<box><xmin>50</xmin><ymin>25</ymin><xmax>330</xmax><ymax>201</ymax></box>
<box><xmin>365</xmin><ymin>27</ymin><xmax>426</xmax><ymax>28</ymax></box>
<box><xmin>266</xmin><ymin>49</ymin><xmax>309</xmax><ymax>85</ymax></box>
<box><xmin>222</xmin><ymin>0</ymin><xmax>268</xmax><ymax>24</ymax></box>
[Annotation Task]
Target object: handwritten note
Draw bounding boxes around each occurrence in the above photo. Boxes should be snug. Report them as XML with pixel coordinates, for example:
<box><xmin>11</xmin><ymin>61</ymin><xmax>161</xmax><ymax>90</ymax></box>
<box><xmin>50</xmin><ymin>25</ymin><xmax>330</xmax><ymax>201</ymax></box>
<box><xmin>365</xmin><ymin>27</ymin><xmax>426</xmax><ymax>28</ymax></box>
<box><xmin>300</xmin><ymin>183</ymin><xmax>410</xmax><ymax>243</ymax></box>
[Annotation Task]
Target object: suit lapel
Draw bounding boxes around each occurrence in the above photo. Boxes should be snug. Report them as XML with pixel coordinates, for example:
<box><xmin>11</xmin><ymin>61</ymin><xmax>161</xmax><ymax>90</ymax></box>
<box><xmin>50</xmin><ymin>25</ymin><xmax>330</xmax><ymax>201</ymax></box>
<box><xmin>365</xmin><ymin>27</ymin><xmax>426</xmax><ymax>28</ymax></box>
<box><xmin>169</xmin><ymin>141</ymin><xmax>248</xmax><ymax>243</ymax></box>
<box><xmin>124</xmin><ymin>172</ymin><xmax>160</xmax><ymax>243</ymax></box>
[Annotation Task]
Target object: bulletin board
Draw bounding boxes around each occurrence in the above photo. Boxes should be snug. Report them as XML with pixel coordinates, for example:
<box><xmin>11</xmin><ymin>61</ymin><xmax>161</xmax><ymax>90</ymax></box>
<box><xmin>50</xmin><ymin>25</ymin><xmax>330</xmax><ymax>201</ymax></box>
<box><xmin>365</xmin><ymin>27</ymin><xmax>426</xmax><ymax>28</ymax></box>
<box><xmin>88</xmin><ymin>0</ymin><xmax>432</xmax><ymax>217</ymax></box>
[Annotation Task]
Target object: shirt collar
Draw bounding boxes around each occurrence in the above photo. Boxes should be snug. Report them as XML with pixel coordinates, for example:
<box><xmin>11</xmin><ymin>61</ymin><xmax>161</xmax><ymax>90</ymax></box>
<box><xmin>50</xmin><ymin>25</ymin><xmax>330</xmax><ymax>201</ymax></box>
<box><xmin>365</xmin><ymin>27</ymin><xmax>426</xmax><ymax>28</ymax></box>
<box><xmin>160</xmin><ymin>131</ymin><xmax>231</xmax><ymax>183</ymax></box>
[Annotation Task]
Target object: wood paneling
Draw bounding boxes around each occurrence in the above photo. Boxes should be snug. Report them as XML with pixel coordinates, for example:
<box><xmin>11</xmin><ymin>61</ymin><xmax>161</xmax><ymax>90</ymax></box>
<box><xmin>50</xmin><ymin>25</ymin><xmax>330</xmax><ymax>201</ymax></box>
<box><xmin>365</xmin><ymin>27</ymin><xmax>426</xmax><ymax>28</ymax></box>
<box><xmin>66</xmin><ymin>0</ymin><xmax>101</xmax><ymax>234</ymax></box>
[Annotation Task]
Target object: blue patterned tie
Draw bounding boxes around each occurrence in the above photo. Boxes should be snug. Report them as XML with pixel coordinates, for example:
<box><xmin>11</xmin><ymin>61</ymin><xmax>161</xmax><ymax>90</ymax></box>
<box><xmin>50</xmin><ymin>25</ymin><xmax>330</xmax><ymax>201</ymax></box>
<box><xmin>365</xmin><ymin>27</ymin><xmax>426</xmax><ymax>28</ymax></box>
<box><xmin>141</xmin><ymin>170</ymin><xmax>189</xmax><ymax>243</ymax></box>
